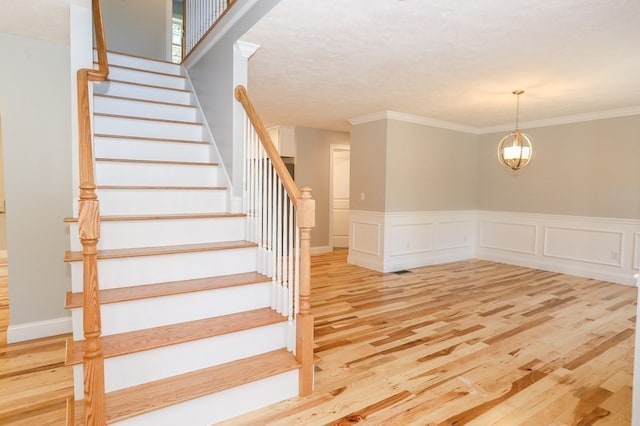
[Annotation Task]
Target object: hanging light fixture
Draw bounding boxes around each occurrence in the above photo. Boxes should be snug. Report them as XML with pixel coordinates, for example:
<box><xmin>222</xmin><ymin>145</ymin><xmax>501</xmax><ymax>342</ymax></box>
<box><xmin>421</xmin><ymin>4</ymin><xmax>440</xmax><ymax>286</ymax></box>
<box><xmin>497</xmin><ymin>90</ymin><xmax>533</xmax><ymax>171</ymax></box>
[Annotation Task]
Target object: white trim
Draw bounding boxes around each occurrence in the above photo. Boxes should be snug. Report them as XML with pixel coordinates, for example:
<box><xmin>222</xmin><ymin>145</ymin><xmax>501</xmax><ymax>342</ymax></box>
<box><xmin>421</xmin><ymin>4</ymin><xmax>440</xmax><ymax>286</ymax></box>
<box><xmin>236</xmin><ymin>40</ymin><xmax>260</xmax><ymax>59</ymax></box>
<box><xmin>348</xmin><ymin>209</ymin><xmax>640</xmax><ymax>285</ymax></box>
<box><xmin>310</xmin><ymin>246</ymin><xmax>332</xmax><ymax>255</ymax></box>
<box><xmin>479</xmin><ymin>106</ymin><xmax>640</xmax><ymax>134</ymax></box>
<box><xmin>348</xmin><ymin>108</ymin><xmax>640</xmax><ymax>135</ymax></box>
<box><xmin>7</xmin><ymin>317</ymin><xmax>72</xmax><ymax>343</ymax></box>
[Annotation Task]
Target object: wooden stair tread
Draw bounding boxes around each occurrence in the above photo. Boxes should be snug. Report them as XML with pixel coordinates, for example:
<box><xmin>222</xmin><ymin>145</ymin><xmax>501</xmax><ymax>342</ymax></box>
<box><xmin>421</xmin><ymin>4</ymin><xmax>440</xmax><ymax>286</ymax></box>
<box><xmin>97</xmin><ymin>185</ymin><xmax>226</xmax><ymax>190</ymax></box>
<box><xmin>94</xmin><ymin>133</ymin><xmax>208</xmax><ymax>145</ymax></box>
<box><xmin>72</xmin><ymin>348</ymin><xmax>299</xmax><ymax>424</ymax></box>
<box><xmin>93</xmin><ymin>112</ymin><xmax>202</xmax><ymax>126</ymax></box>
<box><xmin>65</xmin><ymin>271</ymin><xmax>267</xmax><ymax>308</ymax></box>
<box><xmin>96</xmin><ymin>62</ymin><xmax>185</xmax><ymax>79</ymax></box>
<box><xmin>64</xmin><ymin>212</ymin><xmax>245</xmax><ymax>223</ymax></box>
<box><xmin>64</xmin><ymin>240</ymin><xmax>256</xmax><ymax>262</ymax></box>
<box><xmin>94</xmin><ymin>94</ymin><xmax>196</xmax><ymax>108</ymax></box>
<box><xmin>99</xmin><ymin>78</ymin><xmax>190</xmax><ymax>93</ymax></box>
<box><xmin>95</xmin><ymin>158</ymin><xmax>218</xmax><ymax>166</ymax></box>
<box><xmin>65</xmin><ymin>307</ymin><xmax>285</xmax><ymax>364</ymax></box>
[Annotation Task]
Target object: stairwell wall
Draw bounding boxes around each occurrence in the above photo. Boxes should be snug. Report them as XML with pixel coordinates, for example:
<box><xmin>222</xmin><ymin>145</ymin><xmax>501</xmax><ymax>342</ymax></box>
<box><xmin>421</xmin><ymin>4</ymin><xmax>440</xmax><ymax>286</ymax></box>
<box><xmin>101</xmin><ymin>0</ymin><xmax>172</xmax><ymax>61</ymax></box>
<box><xmin>187</xmin><ymin>0</ymin><xmax>280</xmax><ymax>203</ymax></box>
<box><xmin>0</xmin><ymin>33</ymin><xmax>73</xmax><ymax>340</ymax></box>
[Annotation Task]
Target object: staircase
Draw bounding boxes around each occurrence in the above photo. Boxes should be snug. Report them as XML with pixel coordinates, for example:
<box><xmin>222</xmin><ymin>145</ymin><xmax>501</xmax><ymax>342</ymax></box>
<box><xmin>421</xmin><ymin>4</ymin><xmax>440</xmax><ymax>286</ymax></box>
<box><xmin>64</xmin><ymin>52</ymin><xmax>300</xmax><ymax>424</ymax></box>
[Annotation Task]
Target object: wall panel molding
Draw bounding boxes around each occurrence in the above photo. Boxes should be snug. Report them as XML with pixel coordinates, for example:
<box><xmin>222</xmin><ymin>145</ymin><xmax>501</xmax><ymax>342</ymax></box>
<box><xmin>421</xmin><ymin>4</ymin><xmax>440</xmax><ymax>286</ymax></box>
<box><xmin>348</xmin><ymin>210</ymin><xmax>640</xmax><ymax>285</ymax></box>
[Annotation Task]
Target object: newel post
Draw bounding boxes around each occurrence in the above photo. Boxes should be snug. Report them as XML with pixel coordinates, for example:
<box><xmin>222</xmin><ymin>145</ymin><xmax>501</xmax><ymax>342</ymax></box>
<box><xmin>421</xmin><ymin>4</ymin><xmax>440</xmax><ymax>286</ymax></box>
<box><xmin>296</xmin><ymin>186</ymin><xmax>315</xmax><ymax>396</ymax></box>
<box><xmin>77</xmin><ymin>70</ymin><xmax>106</xmax><ymax>425</ymax></box>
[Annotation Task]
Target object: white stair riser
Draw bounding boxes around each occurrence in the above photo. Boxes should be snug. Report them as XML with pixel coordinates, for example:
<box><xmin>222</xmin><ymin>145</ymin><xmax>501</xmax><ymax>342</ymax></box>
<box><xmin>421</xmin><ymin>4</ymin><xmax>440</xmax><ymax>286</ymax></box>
<box><xmin>94</xmin><ymin>96</ymin><xmax>197</xmax><ymax>122</ymax></box>
<box><xmin>113</xmin><ymin>370</ymin><xmax>299</xmax><ymax>425</ymax></box>
<box><xmin>94</xmin><ymin>81</ymin><xmax>192</xmax><ymax>105</ymax></box>
<box><xmin>96</xmin><ymin>162</ymin><xmax>218</xmax><ymax>187</ymax></box>
<box><xmin>97</xmin><ymin>188</ymin><xmax>227</xmax><ymax>215</ymax></box>
<box><xmin>94</xmin><ymin>138</ymin><xmax>210</xmax><ymax>163</ymax></box>
<box><xmin>97</xmin><ymin>51</ymin><xmax>182</xmax><ymax>76</ymax></box>
<box><xmin>68</xmin><ymin>217</ymin><xmax>245</xmax><ymax>251</ymax></box>
<box><xmin>72</xmin><ymin>322</ymin><xmax>288</xmax><ymax>398</ymax></box>
<box><xmin>94</xmin><ymin>115</ymin><xmax>203</xmax><ymax>141</ymax></box>
<box><xmin>107</xmin><ymin>66</ymin><xmax>186</xmax><ymax>90</ymax></box>
<box><xmin>69</xmin><ymin>247</ymin><xmax>258</xmax><ymax>292</ymax></box>
<box><xmin>71</xmin><ymin>282</ymin><xmax>271</xmax><ymax>339</ymax></box>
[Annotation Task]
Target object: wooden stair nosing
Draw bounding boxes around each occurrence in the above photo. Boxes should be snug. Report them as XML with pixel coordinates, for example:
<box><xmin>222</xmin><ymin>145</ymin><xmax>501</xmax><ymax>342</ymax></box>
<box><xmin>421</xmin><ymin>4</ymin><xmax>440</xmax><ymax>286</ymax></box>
<box><xmin>63</xmin><ymin>212</ymin><xmax>245</xmax><ymax>223</ymax></box>
<box><xmin>97</xmin><ymin>78</ymin><xmax>191</xmax><ymax>93</ymax></box>
<box><xmin>93</xmin><ymin>133</ymin><xmax>209</xmax><ymax>145</ymax></box>
<box><xmin>65</xmin><ymin>307</ymin><xmax>286</xmax><ymax>365</ymax></box>
<box><xmin>64</xmin><ymin>271</ymin><xmax>268</xmax><ymax>309</ymax></box>
<box><xmin>96</xmin><ymin>62</ymin><xmax>185</xmax><ymax>79</ymax></box>
<box><xmin>96</xmin><ymin>184</ymin><xmax>226</xmax><ymax>190</ymax></box>
<box><xmin>64</xmin><ymin>240</ymin><xmax>257</xmax><ymax>262</ymax></box>
<box><xmin>94</xmin><ymin>93</ymin><xmax>196</xmax><ymax>109</ymax></box>
<box><xmin>95</xmin><ymin>158</ymin><xmax>218</xmax><ymax>167</ymax></box>
<box><xmin>72</xmin><ymin>348</ymin><xmax>300</xmax><ymax>424</ymax></box>
<box><xmin>93</xmin><ymin>112</ymin><xmax>202</xmax><ymax>126</ymax></box>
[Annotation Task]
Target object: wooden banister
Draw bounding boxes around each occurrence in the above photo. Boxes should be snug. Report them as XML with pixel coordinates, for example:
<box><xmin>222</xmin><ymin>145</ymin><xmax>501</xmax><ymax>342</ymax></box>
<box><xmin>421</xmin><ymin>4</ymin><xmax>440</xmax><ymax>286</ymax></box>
<box><xmin>234</xmin><ymin>84</ymin><xmax>315</xmax><ymax>396</ymax></box>
<box><xmin>234</xmin><ymin>86</ymin><xmax>301</xmax><ymax>203</ymax></box>
<box><xmin>76</xmin><ymin>0</ymin><xmax>109</xmax><ymax>424</ymax></box>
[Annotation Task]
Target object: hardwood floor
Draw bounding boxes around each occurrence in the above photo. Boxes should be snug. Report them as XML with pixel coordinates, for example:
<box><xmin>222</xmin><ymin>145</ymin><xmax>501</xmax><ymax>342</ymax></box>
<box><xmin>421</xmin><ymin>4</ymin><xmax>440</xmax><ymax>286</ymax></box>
<box><xmin>0</xmin><ymin>250</ymin><xmax>635</xmax><ymax>425</ymax></box>
<box><xmin>228</xmin><ymin>250</ymin><xmax>636</xmax><ymax>425</ymax></box>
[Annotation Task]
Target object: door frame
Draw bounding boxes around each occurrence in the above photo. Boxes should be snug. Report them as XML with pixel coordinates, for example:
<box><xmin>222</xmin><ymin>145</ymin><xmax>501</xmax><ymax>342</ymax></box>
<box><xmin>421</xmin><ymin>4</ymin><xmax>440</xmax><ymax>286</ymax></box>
<box><xmin>329</xmin><ymin>144</ymin><xmax>350</xmax><ymax>251</ymax></box>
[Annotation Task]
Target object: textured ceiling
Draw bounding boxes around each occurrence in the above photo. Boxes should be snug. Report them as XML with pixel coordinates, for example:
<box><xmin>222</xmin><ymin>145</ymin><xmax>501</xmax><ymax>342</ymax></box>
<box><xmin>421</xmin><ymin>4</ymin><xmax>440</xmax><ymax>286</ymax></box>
<box><xmin>241</xmin><ymin>0</ymin><xmax>640</xmax><ymax>131</ymax></box>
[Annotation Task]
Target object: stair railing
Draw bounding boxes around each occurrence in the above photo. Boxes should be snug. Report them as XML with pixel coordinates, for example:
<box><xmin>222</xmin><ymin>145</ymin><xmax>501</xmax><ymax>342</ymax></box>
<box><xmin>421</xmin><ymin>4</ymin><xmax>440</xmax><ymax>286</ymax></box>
<box><xmin>234</xmin><ymin>85</ymin><xmax>315</xmax><ymax>396</ymax></box>
<box><xmin>75</xmin><ymin>0</ymin><xmax>109</xmax><ymax>423</ymax></box>
<box><xmin>183</xmin><ymin>0</ymin><xmax>237</xmax><ymax>60</ymax></box>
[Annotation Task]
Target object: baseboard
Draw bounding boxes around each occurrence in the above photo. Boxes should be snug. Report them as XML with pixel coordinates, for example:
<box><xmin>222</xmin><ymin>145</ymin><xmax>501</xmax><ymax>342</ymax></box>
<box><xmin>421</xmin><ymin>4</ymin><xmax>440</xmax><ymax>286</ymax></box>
<box><xmin>310</xmin><ymin>246</ymin><xmax>332</xmax><ymax>255</ymax></box>
<box><xmin>384</xmin><ymin>248</ymin><xmax>474</xmax><ymax>273</ymax></box>
<box><xmin>477</xmin><ymin>251</ymin><xmax>637</xmax><ymax>287</ymax></box>
<box><xmin>7</xmin><ymin>316</ymin><xmax>72</xmax><ymax>343</ymax></box>
<box><xmin>348</xmin><ymin>252</ymin><xmax>384</xmax><ymax>272</ymax></box>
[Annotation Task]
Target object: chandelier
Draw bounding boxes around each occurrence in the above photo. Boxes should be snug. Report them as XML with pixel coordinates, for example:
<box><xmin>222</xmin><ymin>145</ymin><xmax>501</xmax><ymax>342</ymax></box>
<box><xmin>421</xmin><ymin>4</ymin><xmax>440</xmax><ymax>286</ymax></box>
<box><xmin>497</xmin><ymin>90</ymin><xmax>533</xmax><ymax>171</ymax></box>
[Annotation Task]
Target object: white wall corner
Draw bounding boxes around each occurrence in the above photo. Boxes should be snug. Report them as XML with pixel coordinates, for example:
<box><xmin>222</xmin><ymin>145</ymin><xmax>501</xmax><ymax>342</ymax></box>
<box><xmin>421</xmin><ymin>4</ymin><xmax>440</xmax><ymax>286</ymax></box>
<box><xmin>7</xmin><ymin>317</ymin><xmax>72</xmax><ymax>343</ymax></box>
<box><xmin>69</xmin><ymin>3</ymin><xmax>94</xmax><ymax>217</ymax></box>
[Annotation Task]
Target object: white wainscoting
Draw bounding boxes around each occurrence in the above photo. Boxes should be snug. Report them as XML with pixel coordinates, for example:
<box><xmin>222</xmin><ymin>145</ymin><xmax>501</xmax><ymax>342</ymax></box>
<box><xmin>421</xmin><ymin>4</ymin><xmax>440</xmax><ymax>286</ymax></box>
<box><xmin>348</xmin><ymin>210</ymin><xmax>640</xmax><ymax>285</ymax></box>
<box><xmin>477</xmin><ymin>211</ymin><xmax>640</xmax><ymax>286</ymax></box>
<box><xmin>348</xmin><ymin>210</ymin><xmax>475</xmax><ymax>272</ymax></box>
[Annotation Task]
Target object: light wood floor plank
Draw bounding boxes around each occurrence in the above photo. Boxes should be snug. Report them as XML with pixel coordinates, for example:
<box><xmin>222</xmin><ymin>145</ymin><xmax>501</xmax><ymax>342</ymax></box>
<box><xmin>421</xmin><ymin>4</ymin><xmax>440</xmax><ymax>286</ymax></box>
<box><xmin>0</xmin><ymin>251</ymin><xmax>635</xmax><ymax>424</ymax></box>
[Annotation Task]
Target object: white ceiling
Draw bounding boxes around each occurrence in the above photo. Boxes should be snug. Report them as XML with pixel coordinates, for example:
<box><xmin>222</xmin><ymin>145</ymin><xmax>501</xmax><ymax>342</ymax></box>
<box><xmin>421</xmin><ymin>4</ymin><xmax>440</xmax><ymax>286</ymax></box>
<box><xmin>0</xmin><ymin>0</ymin><xmax>89</xmax><ymax>44</ymax></box>
<box><xmin>241</xmin><ymin>0</ymin><xmax>640</xmax><ymax>132</ymax></box>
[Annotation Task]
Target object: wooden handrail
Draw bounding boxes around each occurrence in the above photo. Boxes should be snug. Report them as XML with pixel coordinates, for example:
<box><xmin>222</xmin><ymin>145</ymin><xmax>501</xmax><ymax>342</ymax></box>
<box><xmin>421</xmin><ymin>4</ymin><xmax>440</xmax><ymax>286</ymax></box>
<box><xmin>234</xmin><ymin>85</ymin><xmax>301</xmax><ymax>202</ymax></box>
<box><xmin>234</xmin><ymin>84</ymin><xmax>315</xmax><ymax>396</ymax></box>
<box><xmin>76</xmin><ymin>0</ymin><xmax>109</xmax><ymax>424</ymax></box>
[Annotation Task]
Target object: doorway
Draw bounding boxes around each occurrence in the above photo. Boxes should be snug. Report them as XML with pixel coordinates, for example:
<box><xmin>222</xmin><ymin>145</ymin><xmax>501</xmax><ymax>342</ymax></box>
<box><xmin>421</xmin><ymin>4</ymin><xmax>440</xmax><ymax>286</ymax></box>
<box><xmin>330</xmin><ymin>145</ymin><xmax>350</xmax><ymax>249</ymax></box>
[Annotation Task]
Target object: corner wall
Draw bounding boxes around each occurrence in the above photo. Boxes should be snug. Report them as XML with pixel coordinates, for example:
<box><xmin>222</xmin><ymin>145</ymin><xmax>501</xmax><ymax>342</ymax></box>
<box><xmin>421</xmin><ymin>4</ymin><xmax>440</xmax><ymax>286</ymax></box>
<box><xmin>294</xmin><ymin>127</ymin><xmax>350</xmax><ymax>250</ymax></box>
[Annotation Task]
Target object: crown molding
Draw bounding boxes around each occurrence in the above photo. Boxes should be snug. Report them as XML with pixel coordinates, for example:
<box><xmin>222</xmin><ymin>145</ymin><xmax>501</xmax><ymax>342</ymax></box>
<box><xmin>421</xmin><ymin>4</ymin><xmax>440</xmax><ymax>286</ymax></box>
<box><xmin>478</xmin><ymin>106</ymin><xmax>640</xmax><ymax>134</ymax></box>
<box><xmin>236</xmin><ymin>40</ymin><xmax>261</xmax><ymax>59</ymax></box>
<box><xmin>348</xmin><ymin>111</ymin><xmax>479</xmax><ymax>134</ymax></box>
<box><xmin>349</xmin><ymin>107</ymin><xmax>640</xmax><ymax>135</ymax></box>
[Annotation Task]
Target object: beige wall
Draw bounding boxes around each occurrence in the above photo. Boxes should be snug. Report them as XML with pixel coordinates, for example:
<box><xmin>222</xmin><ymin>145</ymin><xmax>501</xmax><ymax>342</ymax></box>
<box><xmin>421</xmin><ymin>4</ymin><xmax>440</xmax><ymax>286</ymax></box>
<box><xmin>349</xmin><ymin>120</ymin><xmax>387</xmax><ymax>212</ymax></box>
<box><xmin>385</xmin><ymin>119</ymin><xmax>478</xmax><ymax>212</ymax></box>
<box><xmin>477</xmin><ymin>115</ymin><xmax>640</xmax><ymax>219</ymax></box>
<box><xmin>102</xmin><ymin>0</ymin><xmax>170</xmax><ymax>61</ymax></box>
<box><xmin>0</xmin><ymin>34</ymin><xmax>73</xmax><ymax>325</ymax></box>
<box><xmin>294</xmin><ymin>127</ymin><xmax>350</xmax><ymax>248</ymax></box>
<box><xmin>0</xmin><ymin>115</ymin><xmax>6</xmax><ymax>251</ymax></box>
